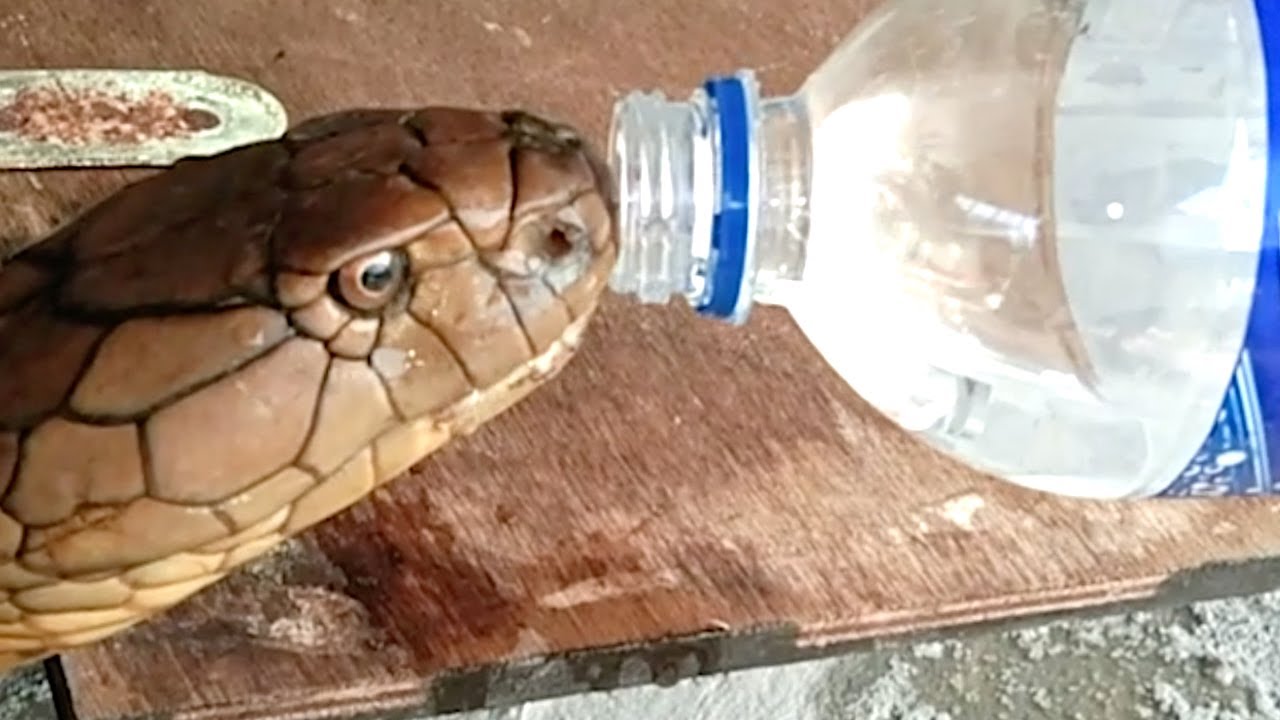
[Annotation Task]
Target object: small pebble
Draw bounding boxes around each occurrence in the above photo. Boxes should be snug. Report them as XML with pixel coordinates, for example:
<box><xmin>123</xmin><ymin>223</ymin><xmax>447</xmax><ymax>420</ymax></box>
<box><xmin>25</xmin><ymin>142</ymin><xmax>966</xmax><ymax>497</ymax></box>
<box><xmin>1031</xmin><ymin>688</ymin><xmax>1052</xmax><ymax>711</ymax></box>
<box><xmin>913</xmin><ymin>642</ymin><xmax>946</xmax><ymax>660</ymax></box>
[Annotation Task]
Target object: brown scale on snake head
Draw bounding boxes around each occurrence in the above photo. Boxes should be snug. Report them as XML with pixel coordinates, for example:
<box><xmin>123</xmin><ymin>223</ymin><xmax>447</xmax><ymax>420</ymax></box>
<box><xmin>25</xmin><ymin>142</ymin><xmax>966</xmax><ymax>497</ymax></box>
<box><xmin>0</xmin><ymin>106</ymin><xmax>617</xmax><ymax>671</ymax></box>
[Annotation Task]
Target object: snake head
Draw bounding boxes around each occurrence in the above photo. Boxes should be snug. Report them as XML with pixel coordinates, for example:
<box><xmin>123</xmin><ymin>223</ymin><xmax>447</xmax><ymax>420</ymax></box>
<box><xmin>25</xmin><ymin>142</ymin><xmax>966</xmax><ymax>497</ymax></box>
<box><xmin>0</xmin><ymin>106</ymin><xmax>617</xmax><ymax>669</ymax></box>
<box><xmin>272</xmin><ymin>107</ymin><xmax>617</xmax><ymax>436</ymax></box>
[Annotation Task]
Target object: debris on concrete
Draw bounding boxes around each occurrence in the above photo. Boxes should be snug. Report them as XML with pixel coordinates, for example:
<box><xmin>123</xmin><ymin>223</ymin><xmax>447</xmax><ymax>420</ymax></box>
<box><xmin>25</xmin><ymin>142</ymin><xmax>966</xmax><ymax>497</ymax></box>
<box><xmin>0</xmin><ymin>663</ymin><xmax>53</xmax><ymax>720</ymax></box>
<box><xmin>912</xmin><ymin>642</ymin><xmax>947</xmax><ymax>660</ymax></box>
<box><xmin>825</xmin><ymin>657</ymin><xmax>952</xmax><ymax>720</ymax></box>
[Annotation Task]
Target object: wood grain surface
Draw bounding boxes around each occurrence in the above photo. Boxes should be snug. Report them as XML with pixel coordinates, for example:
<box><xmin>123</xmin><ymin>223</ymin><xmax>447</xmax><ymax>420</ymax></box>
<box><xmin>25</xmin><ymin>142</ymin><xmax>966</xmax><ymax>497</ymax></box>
<box><xmin>3</xmin><ymin>2</ymin><xmax>1280</xmax><ymax>719</ymax></box>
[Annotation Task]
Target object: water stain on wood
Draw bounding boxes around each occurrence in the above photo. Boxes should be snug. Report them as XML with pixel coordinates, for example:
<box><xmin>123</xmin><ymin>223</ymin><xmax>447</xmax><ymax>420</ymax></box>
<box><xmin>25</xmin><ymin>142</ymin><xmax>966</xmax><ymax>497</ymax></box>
<box><xmin>311</xmin><ymin>507</ymin><xmax>525</xmax><ymax>671</ymax></box>
<box><xmin>179</xmin><ymin>472</ymin><xmax>796</xmax><ymax>680</ymax></box>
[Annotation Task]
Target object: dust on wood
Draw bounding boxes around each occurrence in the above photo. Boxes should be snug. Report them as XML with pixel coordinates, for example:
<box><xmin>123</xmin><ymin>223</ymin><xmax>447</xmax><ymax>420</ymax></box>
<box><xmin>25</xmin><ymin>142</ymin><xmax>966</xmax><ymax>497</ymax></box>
<box><xmin>117</xmin><ymin>539</ymin><xmax>395</xmax><ymax>659</ymax></box>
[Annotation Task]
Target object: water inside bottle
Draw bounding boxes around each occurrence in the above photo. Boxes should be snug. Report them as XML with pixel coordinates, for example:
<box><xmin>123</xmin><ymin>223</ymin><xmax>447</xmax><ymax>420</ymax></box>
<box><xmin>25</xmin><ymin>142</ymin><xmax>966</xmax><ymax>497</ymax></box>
<box><xmin>775</xmin><ymin>0</ymin><xmax>1268</xmax><ymax>496</ymax></box>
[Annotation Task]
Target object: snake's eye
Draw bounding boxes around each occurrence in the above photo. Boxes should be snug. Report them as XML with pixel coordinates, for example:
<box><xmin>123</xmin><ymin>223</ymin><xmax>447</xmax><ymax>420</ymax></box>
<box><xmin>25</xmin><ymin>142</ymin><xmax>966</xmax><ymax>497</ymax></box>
<box><xmin>334</xmin><ymin>249</ymin><xmax>407</xmax><ymax>311</ymax></box>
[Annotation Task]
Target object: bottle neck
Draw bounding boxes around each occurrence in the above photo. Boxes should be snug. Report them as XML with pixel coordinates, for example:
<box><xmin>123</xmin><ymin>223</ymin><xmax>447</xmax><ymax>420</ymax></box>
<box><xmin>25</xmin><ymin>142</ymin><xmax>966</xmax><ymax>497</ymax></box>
<box><xmin>607</xmin><ymin>71</ymin><xmax>813</xmax><ymax>324</ymax></box>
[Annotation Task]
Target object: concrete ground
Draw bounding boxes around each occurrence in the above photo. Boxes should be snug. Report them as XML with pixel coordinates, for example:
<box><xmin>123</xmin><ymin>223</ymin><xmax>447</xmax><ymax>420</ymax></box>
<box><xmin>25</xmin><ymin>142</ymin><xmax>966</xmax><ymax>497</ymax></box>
<box><xmin>5</xmin><ymin>588</ymin><xmax>1280</xmax><ymax>720</ymax></box>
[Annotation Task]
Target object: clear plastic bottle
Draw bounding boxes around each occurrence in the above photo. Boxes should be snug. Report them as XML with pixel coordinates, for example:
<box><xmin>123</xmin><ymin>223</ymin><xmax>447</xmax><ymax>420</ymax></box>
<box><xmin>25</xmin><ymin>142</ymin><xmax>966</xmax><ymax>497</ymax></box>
<box><xmin>607</xmin><ymin>0</ymin><xmax>1279</xmax><ymax>498</ymax></box>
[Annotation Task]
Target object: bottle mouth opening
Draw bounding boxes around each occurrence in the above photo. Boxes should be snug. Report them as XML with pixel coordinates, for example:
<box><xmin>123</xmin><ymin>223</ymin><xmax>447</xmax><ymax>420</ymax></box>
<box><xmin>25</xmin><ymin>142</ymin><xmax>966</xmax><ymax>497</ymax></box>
<box><xmin>605</xmin><ymin>89</ymin><xmax>700</xmax><ymax>304</ymax></box>
<box><xmin>605</xmin><ymin>71</ymin><xmax>762</xmax><ymax>324</ymax></box>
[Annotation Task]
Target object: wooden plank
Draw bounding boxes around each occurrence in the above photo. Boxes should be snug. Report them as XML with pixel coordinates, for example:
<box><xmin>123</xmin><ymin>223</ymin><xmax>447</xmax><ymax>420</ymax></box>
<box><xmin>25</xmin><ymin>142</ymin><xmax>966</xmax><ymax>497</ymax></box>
<box><xmin>2</xmin><ymin>1</ymin><xmax>1280</xmax><ymax>718</ymax></box>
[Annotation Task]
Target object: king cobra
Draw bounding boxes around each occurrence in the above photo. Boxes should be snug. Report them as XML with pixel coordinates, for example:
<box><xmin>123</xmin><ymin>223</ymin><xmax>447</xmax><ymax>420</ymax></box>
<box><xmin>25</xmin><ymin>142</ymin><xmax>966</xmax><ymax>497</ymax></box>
<box><xmin>0</xmin><ymin>106</ymin><xmax>617</xmax><ymax>671</ymax></box>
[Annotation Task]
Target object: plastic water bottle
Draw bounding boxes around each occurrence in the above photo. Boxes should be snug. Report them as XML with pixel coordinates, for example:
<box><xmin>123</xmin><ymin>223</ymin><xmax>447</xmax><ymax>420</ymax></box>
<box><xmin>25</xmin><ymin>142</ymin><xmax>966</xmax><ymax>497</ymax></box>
<box><xmin>606</xmin><ymin>0</ymin><xmax>1278</xmax><ymax>499</ymax></box>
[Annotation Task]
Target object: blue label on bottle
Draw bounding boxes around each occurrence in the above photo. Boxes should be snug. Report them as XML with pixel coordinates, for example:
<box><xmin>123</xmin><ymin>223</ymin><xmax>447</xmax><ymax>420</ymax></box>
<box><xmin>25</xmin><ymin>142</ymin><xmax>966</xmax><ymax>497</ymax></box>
<box><xmin>1159</xmin><ymin>1</ymin><xmax>1280</xmax><ymax>497</ymax></box>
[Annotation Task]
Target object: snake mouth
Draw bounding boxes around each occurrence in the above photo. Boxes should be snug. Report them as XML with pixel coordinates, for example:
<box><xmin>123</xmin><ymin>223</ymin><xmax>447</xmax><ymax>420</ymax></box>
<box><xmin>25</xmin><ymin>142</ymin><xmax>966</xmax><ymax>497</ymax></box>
<box><xmin>481</xmin><ymin>195</ymin><xmax>597</xmax><ymax>277</ymax></box>
<box><xmin>583</xmin><ymin>144</ymin><xmax>618</xmax><ymax>220</ymax></box>
<box><xmin>391</xmin><ymin>306</ymin><xmax>594</xmax><ymax>434</ymax></box>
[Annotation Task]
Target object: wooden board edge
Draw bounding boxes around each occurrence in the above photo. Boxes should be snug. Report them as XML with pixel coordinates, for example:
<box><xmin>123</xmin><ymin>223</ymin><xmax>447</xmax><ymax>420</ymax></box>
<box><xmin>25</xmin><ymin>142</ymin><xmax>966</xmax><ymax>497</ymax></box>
<box><xmin>65</xmin><ymin>554</ymin><xmax>1280</xmax><ymax>720</ymax></box>
<box><xmin>419</xmin><ymin>554</ymin><xmax>1280</xmax><ymax>715</ymax></box>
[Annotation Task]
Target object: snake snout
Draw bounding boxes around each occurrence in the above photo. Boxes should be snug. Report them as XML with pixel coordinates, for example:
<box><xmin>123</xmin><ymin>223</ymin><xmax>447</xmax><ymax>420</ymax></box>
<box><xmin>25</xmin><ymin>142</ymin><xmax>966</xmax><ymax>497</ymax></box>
<box><xmin>477</xmin><ymin>111</ymin><xmax>617</xmax><ymax>317</ymax></box>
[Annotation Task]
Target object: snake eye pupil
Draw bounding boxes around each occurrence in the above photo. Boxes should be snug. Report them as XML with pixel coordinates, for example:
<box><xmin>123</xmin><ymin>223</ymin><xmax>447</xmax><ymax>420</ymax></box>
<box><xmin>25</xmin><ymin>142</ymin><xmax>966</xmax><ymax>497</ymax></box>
<box><xmin>333</xmin><ymin>249</ymin><xmax>406</xmax><ymax>311</ymax></box>
<box><xmin>360</xmin><ymin>258</ymin><xmax>395</xmax><ymax>291</ymax></box>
